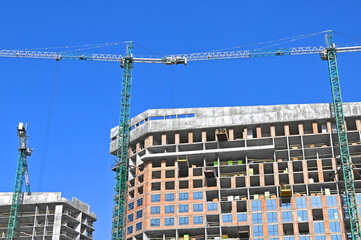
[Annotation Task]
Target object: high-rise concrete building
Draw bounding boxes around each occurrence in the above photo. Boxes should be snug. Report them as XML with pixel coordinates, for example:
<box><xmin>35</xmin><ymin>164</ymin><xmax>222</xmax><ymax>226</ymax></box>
<box><xmin>110</xmin><ymin>102</ymin><xmax>361</xmax><ymax>240</ymax></box>
<box><xmin>0</xmin><ymin>192</ymin><xmax>96</xmax><ymax>240</ymax></box>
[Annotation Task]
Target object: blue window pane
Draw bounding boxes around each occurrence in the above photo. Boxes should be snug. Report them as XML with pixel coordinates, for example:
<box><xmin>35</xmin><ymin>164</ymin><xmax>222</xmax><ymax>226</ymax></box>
<box><xmin>267</xmin><ymin>212</ymin><xmax>277</xmax><ymax>223</ymax></box>
<box><xmin>281</xmin><ymin>200</ymin><xmax>291</xmax><ymax>209</ymax></box>
<box><xmin>267</xmin><ymin>199</ymin><xmax>276</xmax><ymax>210</ymax></box>
<box><xmin>165</xmin><ymin>193</ymin><xmax>174</xmax><ymax>202</ymax></box>
<box><xmin>311</xmin><ymin>196</ymin><xmax>322</xmax><ymax>208</ymax></box>
<box><xmin>331</xmin><ymin>235</ymin><xmax>342</xmax><ymax>240</ymax></box>
<box><xmin>179</xmin><ymin>204</ymin><xmax>189</xmax><ymax>213</ymax></box>
<box><xmin>151</xmin><ymin>194</ymin><xmax>161</xmax><ymax>202</ymax></box>
<box><xmin>358</xmin><ymin>194</ymin><xmax>361</xmax><ymax>205</ymax></box>
<box><xmin>193</xmin><ymin>191</ymin><xmax>203</xmax><ymax>200</ymax></box>
<box><xmin>165</xmin><ymin>205</ymin><xmax>174</xmax><ymax>213</ymax></box>
<box><xmin>327</xmin><ymin>196</ymin><xmax>338</xmax><ymax>207</ymax></box>
<box><xmin>128</xmin><ymin>214</ymin><xmax>133</xmax><ymax>223</ymax></box>
<box><xmin>269</xmin><ymin>238</ymin><xmax>279</xmax><ymax>240</ymax></box>
<box><xmin>128</xmin><ymin>202</ymin><xmax>134</xmax><ymax>210</ymax></box>
<box><xmin>297</xmin><ymin>210</ymin><xmax>308</xmax><ymax>221</ymax></box>
<box><xmin>208</xmin><ymin>202</ymin><xmax>217</xmax><ymax>211</ymax></box>
<box><xmin>150</xmin><ymin>218</ymin><xmax>160</xmax><ymax>227</ymax></box>
<box><xmin>137</xmin><ymin>198</ymin><xmax>143</xmax><ymax>207</ymax></box>
<box><xmin>252</xmin><ymin>213</ymin><xmax>262</xmax><ymax>224</ymax></box>
<box><xmin>151</xmin><ymin>206</ymin><xmax>160</xmax><ymax>215</ymax></box>
<box><xmin>253</xmin><ymin>225</ymin><xmax>263</xmax><ymax>237</ymax></box>
<box><xmin>315</xmin><ymin>236</ymin><xmax>326</xmax><ymax>240</ymax></box>
<box><xmin>179</xmin><ymin>192</ymin><xmax>189</xmax><ymax>201</ymax></box>
<box><xmin>296</xmin><ymin>198</ymin><xmax>307</xmax><ymax>208</ymax></box>
<box><xmin>136</xmin><ymin>210</ymin><xmax>142</xmax><ymax>219</ymax></box>
<box><xmin>223</xmin><ymin>214</ymin><xmax>232</xmax><ymax>223</ymax></box>
<box><xmin>284</xmin><ymin>238</ymin><xmax>294</xmax><ymax>240</ymax></box>
<box><xmin>300</xmin><ymin>237</ymin><xmax>310</xmax><ymax>240</ymax></box>
<box><xmin>193</xmin><ymin>216</ymin><xmax>203</xmax><ymax>224</ymax></box>
<box><xmin>330</xmin><ymin>221</ymin><xmax>341</xmax><ymax>233</ymax></box>
<box><xmin>179</xmin><ymin>217</ymin><xmax>189</xmax><ymax>225</ymax></box>
<box><xmin>282</xmin><ymin>211</ymin><xmax>292</xmax><ymax>222</ymax></box>
<box><xmin>193</xmin><ymin>203</ymin><xmax>203</xmax><ymax>212</ymax></box>
<box><xmin>136</xmin><ymin>222</ymin><xmax>142</xmax><ymax>231</ymax></box>
<box><xmin>252</xmin><ymin>200</ymin><xmax>262</xmax><ymax>211</ymax></box>
<box><xmin>237</xmin><ymin>213</ymin><xmax>247</xmax><ymax>222</ymax></box>
<box><xmin>165</xmin><ymin>217</ymin><xmax>174</xmax><ymax>226</ymax></box>
<box><xmin>314</xmin><ymin>222</ymin><xmax>325</xmax><ymax>233</ymax></box>
<box><xmin>268</xmin><ymin>225</ymin><xmax>278</xmax><ymax>236</ymax></box>
<box><xmin>127</xmin><ymin>226</ymin><xmax>133</xmax><ymax>234</ymax></box>
<box><xmin>328</xmin><ymin>208</ymin><xmax>339</xmax><ymax>220</ymax></box>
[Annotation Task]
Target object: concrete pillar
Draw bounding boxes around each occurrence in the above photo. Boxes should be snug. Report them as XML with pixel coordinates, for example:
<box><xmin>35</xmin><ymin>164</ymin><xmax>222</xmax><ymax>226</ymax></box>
<box><xmin>284</xmin><ymin>124</ymin><xmax>290</xmax><ymax>136</ymax></box>
<box><xmin>298</xmin><ymin>123</ymin><xmax>304</xmax><ymax>135</ymax></box>
<box><xmin>356</xmin><ymin>119</ymin><xmax>361</xmax><ymax>131</ymax></box>
<box><xmin>270</xmin><ymin>125</ymin><xmax>276</xmax><ymax>137</ymax></box>
<box><xmin>229</xmin><ymin>128</ymin><xmax>234</xmax><ymax>140</ymax></box>
<box><xmin>273</xmin><ymin>162</ymin><xmax>279</xmax><ymax>185</ymax></box>
<box><xmin>327</xmin><ymin>121</ymin><xmax>332</xmax><ymax>133</ymax></box>
<box><xmin>128</xmin><ymin>147</ymin><xmax>132</xmax><ymax>157</ymax></box>
<box><xmin>317</xmin><ymin>159</ymin><xmax>324</xmax><ymax>183</ymax></box>
<box><xmin>188</xmin><ymin>131</ymin><xmax>193</xmax><ymax>143</ymax></box>
<box><xmin>144</xmin><ymin>135</ymin><xmax>154</xmax><ymax>148</ymax></box>
<box><xmin>52</xmin><ymin>205</ymin><xmax>63</xmax><ymax>240</ymax></box>
<box><xmin>256</xmin><ymin>126</ymin><xmax>262</xmax><ymax>138</ymax></box>
<box><xmin>312</xmin><ymin>121</ymin><xmax>318</xmax><ymax>134</ymax></box>
<box><xmin>161</xmin><ymin>134</ymin><xmax>167</xmax><ymax>145</ymax></box>
<box><xmin>136</xmin><ymin>142</ymin><xmax>140</xmax><ymax>153</ymax></box>
<box><xmin>302</xmin><ymin>160</ymin><xmax>308</xmax><ymax>184</ymax></box>
<box><xmin>243</xmin><ymin>128</ymin><xmax>248</xmax><ymax>139</ymax></box>
<box><xmin>175</xmin><ymin>133</ymin><xmax>180</xmax><ymax>144</ymax></box>
<box><xmin>202</xmin><ymin>131</ymin><xmax>207</xmax><ymax>142</ymax></box>
<box><xmin>259</xmin><ymin>163</ymin><xmax>265</xmax><ymax>186</ymax></box>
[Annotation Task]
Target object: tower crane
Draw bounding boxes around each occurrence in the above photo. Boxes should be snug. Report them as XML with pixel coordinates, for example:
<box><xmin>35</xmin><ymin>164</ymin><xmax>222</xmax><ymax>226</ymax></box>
<box><xmin>1</xmin><ymin>30</ymin><xmax>361</xmax><ymax>239</ymax></box>
<box><xmin>7</xmin><ymin>123</ymin><xmax>32</xmax><ymax>240</ymax></box>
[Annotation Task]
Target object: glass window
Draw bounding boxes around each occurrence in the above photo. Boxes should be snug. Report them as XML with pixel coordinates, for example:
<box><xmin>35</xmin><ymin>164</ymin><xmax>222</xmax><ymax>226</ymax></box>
<box><xmin>150</xmin><ymin>218</ymin><xmax>160</xmax><ymax>227</ymax></box>
<box><xmin>137</xmin><ymin>198</ymin><xmax>143</xmax><ymax>207</ymax></box>
<box><xmin>267</xmin><ymin>212</ymin><xmax>277</xmax><ymax>223</ymax></box>
<box><xmin>269</xmin><ymin>238</ymin><xmax>279</xmax><ymax>240</ymax></box>
<box><xmin>237</xmin><ymin>213</ymin><xmax>247</xmax><ymax>222</ymax></box>
<box><xmin>165</xmin><ymin>205</ymin><xmax>174</xmax><ymax>213</ymax></box>
<box><xmin>331</xmin><ymin>235</ymin><xmax>342</xmax><ymax>240</ymax></box>
<box><xmin>315</xmin><ymin>236</ymin><xmax>326</xmax><ymax>240</ymax></box>
<box><xmin>357</xmin><ymin>194</ymin><xmax>361</xmax><ymax>205</ymax></box>
<box><xmin>136</xmin><ymin>210</ymin><xmax>142</xmax><ymax>219</ymax></box>
<box><xmin>267</xmin><ymin>199</ymin><xmax>277</xmax><ymax>210</ymax></box>
<box><xmin>193</xmin><ymin>216</ymin><xmax>203</xmax><ymax>224</ymax></box>
<box><xmin>300</xmin><ymin>237</ymin><xmax>310</xmax><ymax>240</ymax></box>
<box><xmin>127</xmin><ymin>226</ymin><xmax>133</xmax><ymax>234</ymax></box>
<box><xmin>151</xmin><ymin>206</ymin><xmax>160</xmax><ymax>215</ymax></box>
<box><xmin>136</xmin><ymin>222</ymin><xmax>142</xmax><ymax>231</ymax></box>
<box><xmin>297</xmin><ymin>210</ymin><xmax>308</xmax><ymax>221</ymax></box>
<box><xmin>284</xmin><ymin>238</ymin><xmax>294</xmax><ymax>240</ymax></box>
<box><xmin>128</xmin><ymin>214</ymin><xmax>133</xmax><ymax>222</ymax></box>
<box><xmin>252</xmin><ymin>200</ymin><xmax>262</xmax><ymax>211</ymax></box>
<box><xmin>165</xmin><ymin>217</ymin><xmax>174</xmax><ymax>226</ymax></box>
<box><xmin>314</xmin><ymin>222</ymin><xmax>325</xmax><ymax>233</ymax></box>
<box><xmin>296</xmin><ymin>198</ymin><xmax>307</xmax><ymax>208</ymax></box>
<box><xmin>128</xmin><ymin>202</ymin><xmax>134</xmax><ymax>210</ymax></box>
<box><xmin>193</xmin><ymin>203</ymin><xmax>203</xmax><ymax>212</ymax></box>
<box><xmin>282</xmin><ymin>211</ymin><xmax>292</xmax><ymax>222</ymax></box>
<box><xmin>165</xmin><ymin>193</ymin><xmax>174</xmax><ymax>202</ymax></box>
<box><xmin>268</xmin><ymin>225</ymin><xmax>278</xmax><ymax>236</ymax></box>
<box><xmin>328</xmin><ymin>208</ymin><xmax>339</xmax><ymax>220</ymax></box>
<box><xmin>208</xmin><ymin>202</ymin><xmax>217</xmax><ymax>211</ymax></box>
<box><xmin>193</xmin><ymin>191</ymin><xmax>203</xmax><ymax>200</ymax></box>
<box><xmin>281</xmin><ymin>200</ymin><xmax>291</xmax><ymax>209</ymax></box>
<box><xmin>179</xmin><ymin>192</ymin><xmax>189</xmax><ymax>201</ymax></box>
<box><xmin>327</xmin><ymin>196</ymin><xmax>338</xmax><ymax>207</ymax></box>
<box><xmin>252</xmin><ymin>213</ymin><xmax>262</xmax><ymax>224</ymax></box>
<box><xmin>253</xmin><ymin>225</ymin><xmax>263</xmax><ymax>237</ymax></box>
<box><xmin>330</xmin><ymin>221</ymin><xmax>341</xmax><ymax>233</ymax></box>
<box><xmin>151</xmin><ymin>194</ymin><xmax>161</xmax><ymax>202</ymax></box>
<box><xmin>179</xmin><ymin>216</ymin><xmax>189</xmax><ymax>225</ymax></box>
<box><xmin>311</xmin><ymin>196</ymin><xmax>322</xmax><ymax>208</ymax></box>
<box><xmin>223</xmin><ymin>214</ymin><xmax>232</xmax><ymax>223</ymax></box>
<box><xmin>179</xmin><ymin>204</ymin><xmax>189</xmax><ymax>213</ymax></box>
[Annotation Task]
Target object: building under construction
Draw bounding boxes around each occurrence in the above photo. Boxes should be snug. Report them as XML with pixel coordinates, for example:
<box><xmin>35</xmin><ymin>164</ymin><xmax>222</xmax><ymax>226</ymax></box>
<box><xmin>110</xmin><ymin>102</ymin><xmax>361</xmax><ymax>240</ymax></box>
<box><xmin>0</xmin><ymin>192</ymin><xmax>96</xmax><ymax>240</ymax></box>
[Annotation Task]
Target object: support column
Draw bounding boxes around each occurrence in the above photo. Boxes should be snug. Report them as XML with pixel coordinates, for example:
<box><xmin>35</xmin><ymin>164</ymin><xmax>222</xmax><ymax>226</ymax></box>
<box><xmin>284</xmin><ymin>124</ymin><xmax>290</xmax><ymax>136</ymax></box>
<box><xmin>298</xmin><ymin>123</ymin><xmax>304</xmax><ymax>135</ymax></box>
<box><xmin>270</xmin><ymin>125</ymin><xmax>276</xmax><ymax>137</ymax></box>
<box><xmin>229</xmin><ymin>128</ymin><xmax>234</xmax><ymax>140</ymax></box>
<box><xmin>52</xmin><ymin>205</ymin><xmax>63</xmax><ymax>240</ymax></box>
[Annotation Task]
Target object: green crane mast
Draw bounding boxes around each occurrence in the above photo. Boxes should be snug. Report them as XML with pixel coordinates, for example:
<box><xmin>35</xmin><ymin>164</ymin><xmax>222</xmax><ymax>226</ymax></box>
<box><xmin>6</xmin><ymin>123</ymin><xmax>32</xmax><ymax>240</ymax></box>
<box><xmin>325</xmin><ymin>31</ymin><xmax>361</xmax><ymax>239</ymax></box>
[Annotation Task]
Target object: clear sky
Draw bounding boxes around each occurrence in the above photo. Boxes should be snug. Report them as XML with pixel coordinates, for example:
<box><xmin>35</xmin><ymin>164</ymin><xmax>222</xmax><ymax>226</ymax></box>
<box><xmin>1</xmin><ymin>0</ymin><xmax>361</xmax><ymax>239</ymax></box>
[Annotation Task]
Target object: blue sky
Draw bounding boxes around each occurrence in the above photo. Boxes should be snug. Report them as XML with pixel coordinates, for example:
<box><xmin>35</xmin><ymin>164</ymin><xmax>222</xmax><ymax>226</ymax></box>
<box><xmin>1</xmin><ymin>0</ymin><xmax>361</xmax><ymax>238</ymax></box>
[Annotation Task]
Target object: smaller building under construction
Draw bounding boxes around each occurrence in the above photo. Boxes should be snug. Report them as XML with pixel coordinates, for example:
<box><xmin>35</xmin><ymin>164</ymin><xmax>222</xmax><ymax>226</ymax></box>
<box><xmin>110</xmin><ymin>102</ymin><xmax>361</xmax><ymax>240</ymax></box>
